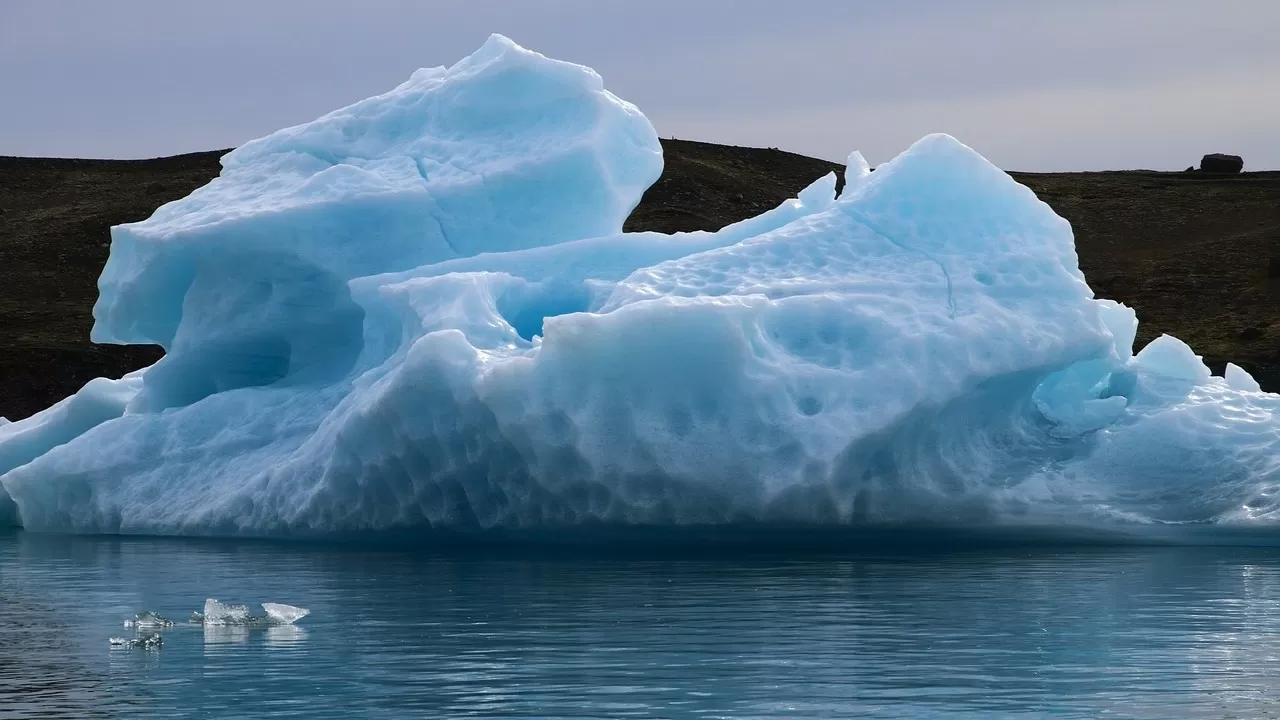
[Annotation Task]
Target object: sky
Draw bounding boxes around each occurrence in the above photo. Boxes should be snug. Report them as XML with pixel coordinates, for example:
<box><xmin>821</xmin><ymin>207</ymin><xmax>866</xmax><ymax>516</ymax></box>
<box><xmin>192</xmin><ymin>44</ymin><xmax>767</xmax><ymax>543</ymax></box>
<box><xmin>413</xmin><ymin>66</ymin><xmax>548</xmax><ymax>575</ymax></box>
<box><xmin>1</xmin><ymin>0</ymin><xmax>1277</xmax><ymax>171</ymax></box>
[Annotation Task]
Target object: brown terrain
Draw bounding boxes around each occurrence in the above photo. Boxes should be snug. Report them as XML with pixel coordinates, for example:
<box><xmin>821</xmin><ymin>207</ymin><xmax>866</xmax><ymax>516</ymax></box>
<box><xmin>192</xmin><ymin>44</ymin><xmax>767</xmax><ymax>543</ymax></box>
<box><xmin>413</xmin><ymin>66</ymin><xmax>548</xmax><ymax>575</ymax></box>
<box><xmin>1</xmin><ymin>139</ymin><xmax>1278</xmax><ymax>420</ymax></box>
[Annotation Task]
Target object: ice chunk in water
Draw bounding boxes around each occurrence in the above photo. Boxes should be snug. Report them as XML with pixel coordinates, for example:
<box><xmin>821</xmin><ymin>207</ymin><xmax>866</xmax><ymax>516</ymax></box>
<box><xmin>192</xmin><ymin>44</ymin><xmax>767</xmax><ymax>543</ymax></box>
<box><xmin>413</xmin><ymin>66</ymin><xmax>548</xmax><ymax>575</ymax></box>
<box><xmin>123</xmin><ymin>610</ymin><xmax>174</xmax><ymax>629</ymax></box>
<box><xmin>202</xmin><ymin>598</ymin><xmax>251</xmax><ymax>625</ymax></box>
<box><xmin>109</xmin><ymin>632</ymin><xmax>163</xmax><ymax>649</ymax></box>
<box><xmin>262</xmin><ymin>602</ymin><xmax>310</xmax><ymax>625</ymax></box>
<box><xmin>113</xmin><ymin>599</ymin><xmax>306</xmax><ymax>650</ymax></box>
<box><xmin>194</xmin><ymin>598</ymin><xmax>309</xmax><ymax>626</ymax></box>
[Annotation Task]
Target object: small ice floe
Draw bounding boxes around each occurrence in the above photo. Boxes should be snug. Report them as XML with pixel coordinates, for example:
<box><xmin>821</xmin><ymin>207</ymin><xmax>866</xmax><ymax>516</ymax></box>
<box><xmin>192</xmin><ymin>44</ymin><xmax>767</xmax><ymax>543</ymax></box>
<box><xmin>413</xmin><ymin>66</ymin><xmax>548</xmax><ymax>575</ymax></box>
<box><xmin>193</xmin><ymin>598</ymin><xmax>310</xmax><ymax>627</ymax></box>
<box><xmin>198</xmin><ymin>598</ymin><xmax>251</xmax><ymax>625</ymax></box>
<box><xmin>262</xmin><ymin>602</ymin><xmax>310</xmax><ymax>625</ymax></box>
<box><xmin>109</xmin><ymin>633</ymin><xmax>163</xmax><ymax>650</ymax></box>
<box><xmin>123</xmin><ymin>610</ymin><xmax>175</xmax><ymax>629</ymax></box>
<box><xmin>113</xmin><ymin>598</ymin><xmax>309</xmax><ymax>647</ymax></box>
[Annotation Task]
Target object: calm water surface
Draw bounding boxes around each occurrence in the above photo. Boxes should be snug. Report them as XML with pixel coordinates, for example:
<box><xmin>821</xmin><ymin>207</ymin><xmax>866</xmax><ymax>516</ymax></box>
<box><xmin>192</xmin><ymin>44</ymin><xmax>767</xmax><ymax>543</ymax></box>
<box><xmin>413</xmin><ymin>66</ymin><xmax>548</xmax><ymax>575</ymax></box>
<box><xmin>4</xmin><ymin>530</ymin><xmax>1280</xmax><ymax>718</ymax></box>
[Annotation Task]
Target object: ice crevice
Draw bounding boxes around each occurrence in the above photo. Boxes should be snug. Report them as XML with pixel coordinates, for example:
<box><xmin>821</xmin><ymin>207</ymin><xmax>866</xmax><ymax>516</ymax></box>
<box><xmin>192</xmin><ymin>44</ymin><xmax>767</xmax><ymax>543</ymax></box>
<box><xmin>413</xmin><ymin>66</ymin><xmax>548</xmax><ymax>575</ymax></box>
<box><xmin>2</xmin><ymin>34</ymin><xmax>1280</xmax><ymax>538</ymax></box>
<box><xmin>429</xmin><ymin>214</ymin><xmax>461</xmax><ymax>258</ymax></box>
<box><xmin>412</xmin><ymin>156</ymin><xmax>431</xmax><ymax>184</ymax></box>
<box><xmin>842</xmin><ymin>204</ymin><xmax>958</xmax><ymax>320</ymax></box>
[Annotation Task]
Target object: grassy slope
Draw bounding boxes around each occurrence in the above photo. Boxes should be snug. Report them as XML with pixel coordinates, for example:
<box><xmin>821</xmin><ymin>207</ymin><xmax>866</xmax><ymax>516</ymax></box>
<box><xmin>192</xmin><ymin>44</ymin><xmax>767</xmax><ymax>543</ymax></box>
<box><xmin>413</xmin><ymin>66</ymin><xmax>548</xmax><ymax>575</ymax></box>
<box><xmin>1</xmin><ymin>140</ymin><xmax>1277</xmax><ymax>419</ymax></box>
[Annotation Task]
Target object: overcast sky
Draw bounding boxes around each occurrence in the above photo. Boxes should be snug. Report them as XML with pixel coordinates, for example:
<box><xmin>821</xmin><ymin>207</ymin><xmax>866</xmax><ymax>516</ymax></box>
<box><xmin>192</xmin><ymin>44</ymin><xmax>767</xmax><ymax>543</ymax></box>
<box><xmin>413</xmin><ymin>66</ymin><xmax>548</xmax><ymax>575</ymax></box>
<box><xmin>2</xmin><ymin>0</ymin><xmax>1277</xmax><ymax>170</ymax></box>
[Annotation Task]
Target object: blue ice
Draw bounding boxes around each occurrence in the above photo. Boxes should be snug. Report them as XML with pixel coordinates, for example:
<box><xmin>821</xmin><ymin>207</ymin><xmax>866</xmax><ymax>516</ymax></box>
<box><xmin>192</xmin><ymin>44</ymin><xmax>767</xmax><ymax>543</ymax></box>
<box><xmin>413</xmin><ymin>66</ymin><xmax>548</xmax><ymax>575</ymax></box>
<box><xmin>3</xmin><ymin>35</ymin><xmax>1279</xmax><ymax>537</ymax></box>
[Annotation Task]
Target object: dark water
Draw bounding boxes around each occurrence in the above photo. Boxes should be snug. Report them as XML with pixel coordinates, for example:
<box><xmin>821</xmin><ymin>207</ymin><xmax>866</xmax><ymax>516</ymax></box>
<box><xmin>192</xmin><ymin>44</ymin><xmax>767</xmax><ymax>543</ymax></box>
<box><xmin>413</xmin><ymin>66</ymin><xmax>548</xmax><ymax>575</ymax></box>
<box><xmin>5</xmin><ymin>531</ymin><xmax>1280</xmax><ymax>718</ymax></box>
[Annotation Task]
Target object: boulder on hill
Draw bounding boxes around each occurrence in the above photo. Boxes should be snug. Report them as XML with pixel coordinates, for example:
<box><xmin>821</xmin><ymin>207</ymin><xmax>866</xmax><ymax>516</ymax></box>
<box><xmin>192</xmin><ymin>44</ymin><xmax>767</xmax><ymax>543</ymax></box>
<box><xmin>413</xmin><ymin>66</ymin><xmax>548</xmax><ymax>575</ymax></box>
<box><xmin>1200</xmin><ymin>153</ymin><xmax>1244</xmax><ymax>173</ymax></box>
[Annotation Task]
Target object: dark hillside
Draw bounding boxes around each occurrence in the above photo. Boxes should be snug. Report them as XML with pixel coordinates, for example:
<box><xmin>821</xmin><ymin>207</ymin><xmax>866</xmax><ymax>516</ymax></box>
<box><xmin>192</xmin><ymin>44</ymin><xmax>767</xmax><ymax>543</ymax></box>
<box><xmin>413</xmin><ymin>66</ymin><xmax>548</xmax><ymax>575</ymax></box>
<box><xmin>1011</xmin><ymin>170</ymin><xmax>1280</xmax><ymax>387</ymax></box>
<box><xmin>1</xmin><ymin>140</ymin><xmax>1277</xmax><ymax>419</ymax></box>
<box><xmin>624</xmin><ymin>139</ymin><xmax>844</xmax><ymax>233</ymax></box>
<box><xmin>0</xmin><ymin>152</ymin><xmax>224</xmax><ymax>420</ymax></box>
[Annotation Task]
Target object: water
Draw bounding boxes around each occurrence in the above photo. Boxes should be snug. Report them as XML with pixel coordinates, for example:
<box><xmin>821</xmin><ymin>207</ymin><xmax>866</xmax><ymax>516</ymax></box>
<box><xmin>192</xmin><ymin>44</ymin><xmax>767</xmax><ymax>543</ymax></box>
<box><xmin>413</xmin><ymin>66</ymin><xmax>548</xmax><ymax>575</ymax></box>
<box><xmin>5</xmin><ymin>530</ymin><xmax>1280</xmax><ymax>718</ymax></box>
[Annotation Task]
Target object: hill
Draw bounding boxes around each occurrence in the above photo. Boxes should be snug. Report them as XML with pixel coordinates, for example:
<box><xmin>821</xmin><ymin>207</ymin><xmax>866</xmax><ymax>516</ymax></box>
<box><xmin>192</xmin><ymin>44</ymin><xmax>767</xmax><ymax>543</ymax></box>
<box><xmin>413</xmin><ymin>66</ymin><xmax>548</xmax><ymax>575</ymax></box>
<box><xmin>1</xmin><ymin>140</ymin><xmax>1277</xmax><ymax>419</ymax></box>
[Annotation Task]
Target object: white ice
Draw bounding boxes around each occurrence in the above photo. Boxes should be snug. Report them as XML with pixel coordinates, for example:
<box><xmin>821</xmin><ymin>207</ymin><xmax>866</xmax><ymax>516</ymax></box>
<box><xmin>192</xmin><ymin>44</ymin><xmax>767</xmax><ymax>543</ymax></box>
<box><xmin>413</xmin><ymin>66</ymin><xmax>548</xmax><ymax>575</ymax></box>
<box><xmin>201</xmin><ymin>598</ymin><xmax>251</xmax><ymax>625</ymax></box>
<box><xmin>195</xmin><ymin>598</ymin><xmax>308</xmax><ymax>626</ymax></box>
<box><xmin>261</xmin><ymin>603</ymin><xmax>310</xmax><ymax>625</ymax></box>
<box><xmin>124</xmin><ymin>610</ymin><xmax>175</xmax><ymax>629</ymax></box>
<box><xmin>3</xmin><ymin>35</ymin><xmax>1280</xmax><ymax>537</ymax></box>
<box><xmin>109</xmin><ymin>633</ymin><xmax>162</xmax><ymax>650</ymax></box>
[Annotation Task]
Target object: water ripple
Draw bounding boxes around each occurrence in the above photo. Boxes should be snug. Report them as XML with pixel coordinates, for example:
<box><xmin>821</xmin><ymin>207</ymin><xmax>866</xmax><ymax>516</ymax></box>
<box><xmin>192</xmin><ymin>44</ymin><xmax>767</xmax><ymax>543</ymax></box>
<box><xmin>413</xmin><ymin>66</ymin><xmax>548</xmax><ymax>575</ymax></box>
<box><xmin>4</xmin><ymin>531</ymin><xmax>1280</xmax><ymax>718</ymax></box>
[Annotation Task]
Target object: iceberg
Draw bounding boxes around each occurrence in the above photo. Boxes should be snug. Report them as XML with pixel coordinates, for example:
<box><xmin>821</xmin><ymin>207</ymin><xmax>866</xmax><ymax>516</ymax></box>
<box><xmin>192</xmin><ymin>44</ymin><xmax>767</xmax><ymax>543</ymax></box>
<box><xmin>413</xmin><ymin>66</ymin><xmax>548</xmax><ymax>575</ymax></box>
<box><xmin>3</xmin><ymin>35</ymin><xmax>1280</xmax><ymax>539</ymax></box>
